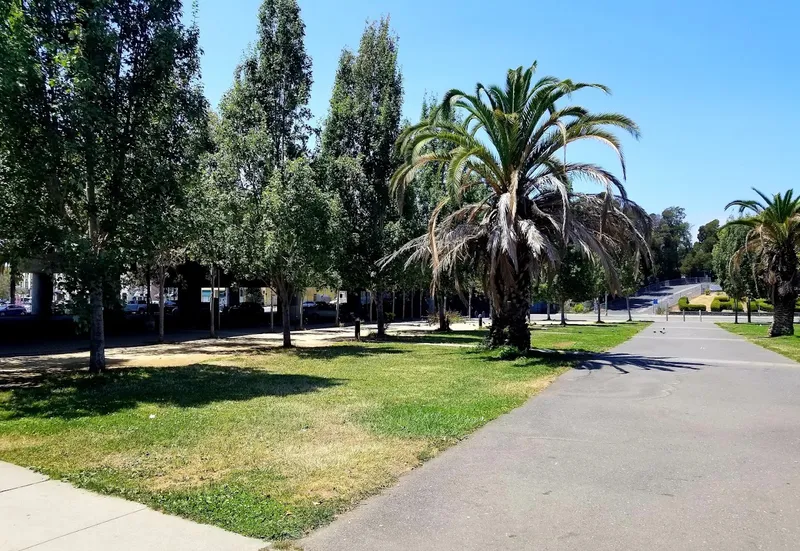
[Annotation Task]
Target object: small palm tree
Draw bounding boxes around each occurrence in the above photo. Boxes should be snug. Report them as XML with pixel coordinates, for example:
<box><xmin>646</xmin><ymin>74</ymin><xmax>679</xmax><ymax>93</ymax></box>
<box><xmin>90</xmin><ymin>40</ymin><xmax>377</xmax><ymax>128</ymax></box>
<box><xmin>391</xmin><ymin>63</ymin><xmax>649</xmax><ymax>350</ymax></box>
<box><xmin>726</xmin><ymin>189</ymin><xmax>800</xmax><ymax>336</ymax></box>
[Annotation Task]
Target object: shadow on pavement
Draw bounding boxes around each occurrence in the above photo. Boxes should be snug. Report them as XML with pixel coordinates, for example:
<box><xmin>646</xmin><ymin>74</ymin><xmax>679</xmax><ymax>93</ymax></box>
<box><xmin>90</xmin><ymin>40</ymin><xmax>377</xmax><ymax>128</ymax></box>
<box><xmin>578</xmin><ymin>353</ymin><xmax>703</xmax><ymax>373</ymax></box>
<box><xmin>0</xmin><ymin>364</ymin><xmax>342</xmax><ymax>419</ymax></box>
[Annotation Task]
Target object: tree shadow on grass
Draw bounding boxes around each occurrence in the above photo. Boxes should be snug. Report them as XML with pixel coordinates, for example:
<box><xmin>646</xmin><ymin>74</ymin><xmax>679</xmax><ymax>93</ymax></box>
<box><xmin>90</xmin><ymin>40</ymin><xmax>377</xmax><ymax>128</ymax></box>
<box><xmin>292</xmin><ymin>344</ymin><xmax>407</xmax><ymax>360</ymax></box>
<box><xmin>0</xmin><ymin>364</ymin><xmax>342</xmax><ymax>420</ymax></box>
<box><xmin>377</xmin><ymin>330</ymin><xmax>488</xmax><ymax>345</ymax></box>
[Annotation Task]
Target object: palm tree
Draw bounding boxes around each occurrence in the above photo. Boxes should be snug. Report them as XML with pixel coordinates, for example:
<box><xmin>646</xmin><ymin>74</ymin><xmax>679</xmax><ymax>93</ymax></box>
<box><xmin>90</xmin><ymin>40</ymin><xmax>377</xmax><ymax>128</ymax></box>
<box><xmin>390</xmin><ymin>63</ymin><xmax>648</xmax><ymax>350</ymax></box>
<box><xmin>726</xmin><ymin>189</ymin><xmax>800</xmax><ymax>337</ymax></box>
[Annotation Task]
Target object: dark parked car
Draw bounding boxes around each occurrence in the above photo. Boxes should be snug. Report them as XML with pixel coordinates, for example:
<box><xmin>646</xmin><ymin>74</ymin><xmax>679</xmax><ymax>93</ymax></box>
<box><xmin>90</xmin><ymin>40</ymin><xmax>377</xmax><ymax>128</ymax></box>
<box><xmin>225</xmin><ymin>302</ymin><xmax>265</xmax><ymax>325</ymax></box>
<box><xmin>304</xmin><ymin>301</ymin><xmax>337</xmax><ymax>324</ymax></box>
<box><xmin>0</xmin><ymin>304</ymin><xmax>28</xmax><ymax>317</ymax></box>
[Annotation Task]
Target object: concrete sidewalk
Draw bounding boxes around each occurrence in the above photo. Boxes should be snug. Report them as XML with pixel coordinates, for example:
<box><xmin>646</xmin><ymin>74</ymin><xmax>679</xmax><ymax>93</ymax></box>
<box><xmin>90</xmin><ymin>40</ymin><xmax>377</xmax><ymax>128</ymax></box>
<box><xmin>302</xmin><ymin>320</ymin><xmax>800</xmax><ymax>550</ymax></box>
<box><xmin>0</xmin><ymin>462</ymin><xmax>264</xmax><ymax>551</ymax></box>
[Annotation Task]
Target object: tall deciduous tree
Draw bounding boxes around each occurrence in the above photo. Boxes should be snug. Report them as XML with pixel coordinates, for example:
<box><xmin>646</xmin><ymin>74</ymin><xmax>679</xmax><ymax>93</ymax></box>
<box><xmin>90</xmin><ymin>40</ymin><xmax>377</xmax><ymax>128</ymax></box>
<box><xmin>212</xmin><ymin>0</ymin><xmax>335</xmax><ymax>347</ymax></box>
<box><xmin>321</xmin><ymin>17</ymin><xmax>403</xmax><ymax>338</ymax></box>
<box><xmin>649</xmin><ymin>207</ymin><xmax>692</xmax><ymax>281</ymax></box>
<box><xmin>0</xmin><ymin>0</ymin><xmax>205</xmax><ymax>372</ymax></box>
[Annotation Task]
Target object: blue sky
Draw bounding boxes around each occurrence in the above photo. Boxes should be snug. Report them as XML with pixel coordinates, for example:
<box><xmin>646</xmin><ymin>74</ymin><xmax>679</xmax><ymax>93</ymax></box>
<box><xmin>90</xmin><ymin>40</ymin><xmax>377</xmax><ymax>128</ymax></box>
<box><xmin>195</xmin><ymin>0</ymin><xmax>799</xmax><ymax>236</ymax></box>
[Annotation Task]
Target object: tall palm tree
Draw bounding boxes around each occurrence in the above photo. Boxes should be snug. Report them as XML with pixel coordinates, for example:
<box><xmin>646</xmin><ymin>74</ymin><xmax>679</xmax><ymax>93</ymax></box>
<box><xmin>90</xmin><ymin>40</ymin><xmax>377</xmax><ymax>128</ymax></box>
<box><xmin>390</xmin><ymin>63</ymin><xmax>648</xmax><ymax>350</ymax></box>
<box><xmin>726</xmin><ymin>189</ymin><xmax>800</xmax><ymax>337</ymax></box>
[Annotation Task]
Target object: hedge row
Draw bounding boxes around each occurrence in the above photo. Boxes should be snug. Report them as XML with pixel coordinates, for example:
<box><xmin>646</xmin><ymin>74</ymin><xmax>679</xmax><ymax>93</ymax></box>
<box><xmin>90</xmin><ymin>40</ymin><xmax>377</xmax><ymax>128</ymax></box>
<box><xmin>678</xmin><ymin>297</ymin><xmax>707</xmax><ymax>312</ymax></box>
<box><xmin>711</xmin><ymin>298</ymin><xmax>744</xmax><ymax>312</ymax></box>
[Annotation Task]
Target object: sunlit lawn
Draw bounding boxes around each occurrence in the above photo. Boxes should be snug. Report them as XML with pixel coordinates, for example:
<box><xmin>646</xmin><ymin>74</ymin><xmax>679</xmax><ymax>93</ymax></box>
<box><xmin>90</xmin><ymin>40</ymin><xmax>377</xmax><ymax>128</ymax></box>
<box><xmin>0</xmin><ymin>322</ymin><xmax>647</xmax><ymax>541</ymax></box>
<box><xmin>718</xmin><ymin>322</ymin><xmax>800</xmax><ymax>363</ymax></box>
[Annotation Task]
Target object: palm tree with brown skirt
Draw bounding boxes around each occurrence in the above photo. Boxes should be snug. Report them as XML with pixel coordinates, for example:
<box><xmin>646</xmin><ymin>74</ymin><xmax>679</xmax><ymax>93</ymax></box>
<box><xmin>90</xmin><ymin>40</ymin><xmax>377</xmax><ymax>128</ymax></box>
<box><xmin>726</xmin><ymin>189</ymin><xmax>800</xmax><ymax>336</ymax></box>
<box><xmin>390</xmin><ymin>63</ymin><xmax>649</xmax><ymax>350</ymax></box>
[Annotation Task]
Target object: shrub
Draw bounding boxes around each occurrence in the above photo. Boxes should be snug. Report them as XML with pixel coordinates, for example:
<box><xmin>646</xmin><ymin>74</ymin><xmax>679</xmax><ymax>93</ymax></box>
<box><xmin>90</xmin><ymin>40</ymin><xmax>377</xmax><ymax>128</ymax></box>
<box><xmin>425</xmin><ymin>310</ymin><xmax>465</xmax><ymax>327</ymax></box>
<box><xmin>716</xmin><ymin>294</ymin><xmax>730</xmax><ymax>302</ymax></box>
<box><xmin>757</xmin><ymin>300</ymin><xmax>774</xmax><ymax>312</ymax></box>
<box><xmin>704</xmin><ymin>289</ymin><xmax>711</xmax><ymax>295</ymax></box>
<box><xmin>678</xmin><ymin>297</ymin><xmax>689</xmax><ymax>310</ymax></box>
<box><xmin>710</xmin><ymin>298</ymin><xmax>722</xmax><ymax>312</ymax></box>
<box><xmin>684</xmin><ymin>304</ymin><xmax>706</xmax><ymax>312</ymax></box>
<box><xmin>573</xmin><ymin>303</ymin><xmax>585</xmax><ymax>313</ymax></box>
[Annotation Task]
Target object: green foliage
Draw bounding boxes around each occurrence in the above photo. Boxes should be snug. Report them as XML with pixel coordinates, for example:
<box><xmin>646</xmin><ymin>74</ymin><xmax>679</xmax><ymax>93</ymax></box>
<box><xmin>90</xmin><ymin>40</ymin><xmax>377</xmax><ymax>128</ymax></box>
<box><xmin>0</xmin><ymin>0</ymin><xmax>207</xmax><ymax>370</ymax></box>
<box><xmin>573</xmin><ymin>303</ymin><xmax>586</xmax><ymax>313</ymax></box>
<box><xmin>680</xmin><ymin>219</ymin><xmax>719</xmax><ymax>277</ymax></box>
<box><xmin>712</xmin><ymin>219</ymin><xmax>764</xmax><ymax>301</ymax></box>
<box><xmin>391</xmin><ymin>63</ymin><xmax>647</xmax><ymax>348</ymax></box>
<box><xmin>649</xmin><ymin>207</ymin><xmax>692</xmax><ymax>280</ymax></box>
<box><xmin>321</xmin><ymin>17</ymin><xmax>404</xmax><ymax>296</ymax></box>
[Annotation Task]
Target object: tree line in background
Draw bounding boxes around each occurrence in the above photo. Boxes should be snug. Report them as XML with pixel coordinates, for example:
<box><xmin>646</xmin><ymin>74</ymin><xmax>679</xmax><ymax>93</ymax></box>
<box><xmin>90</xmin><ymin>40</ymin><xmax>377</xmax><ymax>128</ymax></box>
<box><xmin>2</xmin><ymin>0</ymin><xmax>796</xmax><ymax>372</ymax></box>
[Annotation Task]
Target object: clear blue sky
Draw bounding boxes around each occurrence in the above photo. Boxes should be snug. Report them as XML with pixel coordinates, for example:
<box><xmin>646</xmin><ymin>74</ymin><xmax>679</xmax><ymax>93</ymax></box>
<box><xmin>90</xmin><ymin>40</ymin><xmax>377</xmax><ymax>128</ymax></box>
<box><xmin>195</xmin><ymin>0</ymin><xmax>799</xmax><ymax>237</ymax></box>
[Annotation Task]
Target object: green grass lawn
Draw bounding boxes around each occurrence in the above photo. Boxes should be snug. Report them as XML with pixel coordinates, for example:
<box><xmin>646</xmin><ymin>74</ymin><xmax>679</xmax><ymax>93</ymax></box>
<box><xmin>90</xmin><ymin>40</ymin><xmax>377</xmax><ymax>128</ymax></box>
<box><xmin>0</xmin><ymin>322</ymin><xmax>646</xmax><ymax>541</ymax></box>
<box><xmin>718</xmin><ymin>322</ymin><xmax>800</xmax><ymax>362</ymax></box>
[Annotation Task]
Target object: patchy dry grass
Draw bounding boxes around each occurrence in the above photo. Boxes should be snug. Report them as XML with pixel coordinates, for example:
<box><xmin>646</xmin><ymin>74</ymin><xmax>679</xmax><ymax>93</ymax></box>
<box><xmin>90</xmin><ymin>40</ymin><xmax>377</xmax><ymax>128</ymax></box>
<box><xmin>0</xmin><ymin>323</ymin><xmax>646</xmax><ymax>541</ymax></box>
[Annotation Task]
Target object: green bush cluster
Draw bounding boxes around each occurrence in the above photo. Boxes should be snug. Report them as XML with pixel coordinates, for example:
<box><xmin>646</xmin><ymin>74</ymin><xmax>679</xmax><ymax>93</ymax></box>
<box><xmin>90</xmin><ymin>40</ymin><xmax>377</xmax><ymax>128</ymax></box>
<box><xmin>678</xmin><ymin>297</ymin><xmax>706</xmax><ymax>312</ymax></box>
<box><xmin>573</xmin><ymin>303</ymin><xmax>586</xmax><ymax>313</ymax></box>
<box><xmin>711</xmin><ymin>297</ymin><xmax>743</xmax><ymax>312</ymax></box>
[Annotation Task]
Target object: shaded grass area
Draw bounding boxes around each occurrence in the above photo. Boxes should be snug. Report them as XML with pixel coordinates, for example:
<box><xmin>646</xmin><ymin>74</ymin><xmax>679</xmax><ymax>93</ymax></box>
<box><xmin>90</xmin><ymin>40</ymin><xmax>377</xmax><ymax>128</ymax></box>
<box><xmin>718</xmin><ymin>322</ymin><xmax>800</xmax><ymax>363</ymax></box>
<box><xmin>0</xmin><ymin>324</ymin><xmax>646</xmax><ymax>541</ymax></box>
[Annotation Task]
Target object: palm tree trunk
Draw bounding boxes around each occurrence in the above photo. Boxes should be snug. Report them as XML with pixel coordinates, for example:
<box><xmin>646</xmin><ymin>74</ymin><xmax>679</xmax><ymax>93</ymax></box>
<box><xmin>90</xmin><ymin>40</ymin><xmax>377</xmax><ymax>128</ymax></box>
<box><xmin>770</xmin><ymin>293</ymin><xmax>796</xmax><ymax>337</ymax></box>
<box><xmin>438</xmin><ymin>294</ymin><xmax>448</xmax><ymax>331</ymax></box>
<box><xmin>488</xmin><ymin>272</ymin><xmax>532</xmax><ymax>349</ymax></box>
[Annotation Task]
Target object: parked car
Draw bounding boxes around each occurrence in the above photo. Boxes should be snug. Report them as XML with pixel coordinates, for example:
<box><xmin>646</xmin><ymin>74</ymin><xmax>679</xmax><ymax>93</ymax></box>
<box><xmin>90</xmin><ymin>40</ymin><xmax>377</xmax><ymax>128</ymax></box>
<box><xmin>0</xmin><ymin>304</ymin><xmax>28</xmax><ymax>317</ymax></box>
<box><xmin>304</xmin><ymin>301</ymin><xmax>337</xmax><ymax>323</ymax></box>
<box><xmin>123</xmin><ymin>299</ymin><xmax>149</xmax><ymax>316</ymax></box>
<box><xmin>225</xmin><ymin>302</ymin><xmax>265</xmax><ymax>325</ymax></box>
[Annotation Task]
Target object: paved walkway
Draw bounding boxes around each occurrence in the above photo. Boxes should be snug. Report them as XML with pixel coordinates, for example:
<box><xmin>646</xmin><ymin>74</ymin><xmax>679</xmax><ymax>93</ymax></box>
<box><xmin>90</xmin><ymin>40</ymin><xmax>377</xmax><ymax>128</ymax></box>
<box><xmin>303</xmin><ymin>320</ymin><xmax>800</xmax><ymax>550</ymax></box>
<box><xmin>0</xmin><ymin>462</ymin><xmax>264</xmax><ymax>551</ymax></box>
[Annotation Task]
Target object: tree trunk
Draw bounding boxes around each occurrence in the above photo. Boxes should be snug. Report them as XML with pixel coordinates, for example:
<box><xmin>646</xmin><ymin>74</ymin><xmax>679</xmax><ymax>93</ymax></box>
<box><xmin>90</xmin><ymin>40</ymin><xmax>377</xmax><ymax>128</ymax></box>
<box><xmin>419</xmin><ymin>290</ymin><xmax>423</xmax><ymax>320</ymax></box>
<box><xmin>335</xmin><ymin>288</ymin><xmax>340</xmax><ymax>327</ymax></box>
<box><xmin>596</xmin><ymin>298</ymin><xmax>601</xmax><ymax>323</ymax></box>
<box><xmin>88</xmin><ymin>280</ymin><xmax>106</xmax><ymax>373</ymax></box>
<box><xmin>8</xmin><ymin>262</ymin><xmax>16</xmax><ymax>304</ymax></box>
<box><xmin>209</xmin><ymin>266</ymin><xmax>217</xmax><ymax>339</ymax></box>
<box><xmin>734</xmin><ymin>297</ymin><xmax>739</xmax><ymax>324</ymax></box>
<box><xmin>392</xmin><ymin>291</ymin><xmax>395</xmax><ymax>317</ymax></box>
<box><xmin>158</xmin><ymin>265</ymin><xmax>166</xmax><ymax>343</ymax></box>
<box><xmin>402</xmin><ymin>290</ymin><xmax>406</xmax><ymax>320</ymax></box>
<box><xmin>281</xmin><ymin>292</ymin><xmax>292</xmax><ymax>347</ymax></box>
<box><xmin>747</xmin><ymin>296</ymin><xmax>752</xmax><ymax>323</ymax></box>
<box><xmin>626</xmin><ymin>296</ymin><xmax>632</xmax><ymax>322</ymax></box>
<box><xmin>468</xmin><ymin>290</ymin><xmax>472</xmax><ymax>319</ymax></box>
<box><xmin>438</xmin><ymin>294</ymin><xmax>448</xmax><ymax>331</ymax></box>
<box><xmin>560</xmin><ymin>299</ymin><xmax>566</xmax><ymax>326</ymax></box>
<box><xmin>770</xmin><ymin>293</ymin><xmax>796</xmax><ymax>337</ymax></box>
<box><xmin>546</xmin><ymin>301</ymin><xmax>551</xmax><ymax>321</ymax></box>
<box><xmin>376</xmin><ymin>288</ymin><xmax>386</xmax><ymax>338</ymax></box>
<box><xmin>299</xmin><ymin>292</ymin><xmax>304</xmax><ymax>330</ymax></box>
<box><xmin>146</xmin><ymin>265</ymin><xmax>152</xmax><ymax>328</ymax></box>
<box><xmin>487</xmin><ymin>272</ymin><xmax>532</xmax><ymax>349</ymax></box>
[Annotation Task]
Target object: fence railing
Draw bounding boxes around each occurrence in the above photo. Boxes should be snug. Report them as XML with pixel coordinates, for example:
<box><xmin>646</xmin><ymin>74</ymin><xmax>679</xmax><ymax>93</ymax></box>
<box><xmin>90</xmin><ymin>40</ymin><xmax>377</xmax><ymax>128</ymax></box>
<box><xmin>634</xmin><ymin>276</ymin><xmax>712</xmax><ymax>297</ymax></box>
